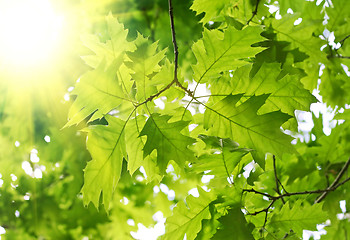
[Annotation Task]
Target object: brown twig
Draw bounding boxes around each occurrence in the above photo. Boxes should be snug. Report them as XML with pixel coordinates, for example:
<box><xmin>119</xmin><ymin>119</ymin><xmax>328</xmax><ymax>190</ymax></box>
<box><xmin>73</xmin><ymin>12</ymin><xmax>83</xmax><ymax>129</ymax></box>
<box><xmin>278</xmin><ymin>178</ymin><xmax>289</xmax><ymax>194</ymax></box>
<box><xmin>168</xmin><ymin>0</ymin><xmax>194</xmax><ymax>97</ymax></box>
<box><xmin>315</xmin><ymin>158</ymin><xmax>350</xmax><ymax>203</ymax></box>
<box><xmin>168</xmin><ymin>0</ymin><xmax>178</xmax><ymax>82</ymax></box>
<box><xmin>247</xmin><ymin>0</ymin><xmax>260</xmax><ymax>25</ymax></box>
<box><xmin>247</xmin><ymin>199</ymin><xmax>276</xmax><ymax>228</ymax></box>
<box><xmin>339</xmin><ymin>34</ymin><xmax>350</xmax><ymax>45</ymax></box>
<box><xmin>273</xmin><ymin>155</ymin><xmax>285</xmax><ymax>203</ymax></box>
<box><xmin>243</xmin><ymin>188</ymin><xmax>275</xmax><ymax>199</ymax></box>
<box><xmin>135</xmin><ymin>0</ymin><xmax>192</xmax><ymax>108</ymax></box>
<box><xmin>242</xmin><ymin>158</ymin><xmax>350</xmax><ymax>204</ymax></box>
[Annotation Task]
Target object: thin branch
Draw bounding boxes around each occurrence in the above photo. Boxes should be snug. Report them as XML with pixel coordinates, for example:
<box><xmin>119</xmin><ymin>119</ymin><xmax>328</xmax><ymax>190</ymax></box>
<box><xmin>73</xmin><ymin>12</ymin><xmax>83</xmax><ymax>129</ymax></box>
<box><xmin>247</xmin><ymin>200</ymin><xmax>276</xmax><ymax>228</ymax></box>
<box><xmin>244</xmin><ymin>184</ymin><xmax>350</xmax><ymax>200</ymax></box>
<box><xmin>168</xmin><ymin>0</ymin><xmax>178</xmax><ymax>82</ymax></box>
<box><xmin>168</xmin><ymin>0</ymin><xmax>194</xmax><ymax>97</ymax></box>
<box><xmin>248</xmin><ymin>200</ymin><xmax>276</xmax><ymax>216</ymax></box>
<box><xmin>315</xmin><ymin>158</ymin><xmax>350</xmax><ymax>203</ymax></box>
<box><xmin>243</xmin><ymin>188</ymin><xmax>275</xmax><ymax>199</ymax></box>
<box><xmin>340</xmin><ymin>34</ymin><xmax>350</xmax><ymax>45</ymax></box>
<box><xmin>243</xmin><ymin>158</ymin><xmax>350</xmax><ymax>204</ymax></box>
<box><xmin>135</xmin><ymin>79</ymin><xmax>175</xmax><ymax>107</ymax></box>
<box><xmin>247</xmin><ymin>0</ymin><xmax>260</xmax><ymax>25</ymax></box>
<box><xmin>135</xmin><ymin>0</ymin><xmax>193</xmax><ymax>108</ymax></box>
<box><xmin>333</xmin><ymin>177</ymin><xmax>350</xmax><ymax>189</ymax></box>
<box><xmin>278</xmin><ymin>178</ymin><xmax>289</xmax><ymax>194</ymax></box>
<box><xmin>273</xmin><ymin>155</ymin><xmax>285</xmax><ymax>203</ymax></box>
<box><xmin>335</xmin><ymin>55</ymin><xmax>350</xmax><ymax>59</ymax></box>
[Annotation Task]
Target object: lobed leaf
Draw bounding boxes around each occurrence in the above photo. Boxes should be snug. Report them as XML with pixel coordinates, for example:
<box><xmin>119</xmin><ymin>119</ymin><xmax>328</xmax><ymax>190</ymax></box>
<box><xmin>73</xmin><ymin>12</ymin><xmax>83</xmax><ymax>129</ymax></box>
<box><xmin>81</xmin><ymin>115</ymin><xmax>127</xmax><ymax>209</ymax></box>
<box><xmin>162</xmin><ymin>187</ymin><xmax>216</xmax><ymax>240</ymax></box>
<box><xmin>81</xmin><ymin>13</ymin><xmax>134</xmax><ymax>68</ymax></box>
<box><xmin>204</xmin><ymin>94</ymin><xmax>295</xmax><ymax>168</ymax></box>
<box><xmin>194</xmin><ymin>135</ymin><xmax>251</xmax><ymax>181</ymax></box>
<box><xmin>125</xmin><ymin>34</ymin><xmax>167</xmax><ymax>101</ymax></box>
<box><xmin>212</xmin><ymin>205</ymin><xmax>254</xmax><ymax>240</ymax></box>
<box><xmin>192</xmin><ymin>26</ymin><xmax>265</xmax><ymax>84</ymax></box>
<box><xmin>269</xmin><ymin>200</ymin><xmax>327</xmax><ymax>236</ymax></box>
<box><xmin>66</xmin><ymin>59</ymin><xmax>131</xmax><ymax>127</ymax></box>
<box><xmin>140</xmin><ymin>113</ymin><xmax>195</xmax><ymax>174</ymax></box>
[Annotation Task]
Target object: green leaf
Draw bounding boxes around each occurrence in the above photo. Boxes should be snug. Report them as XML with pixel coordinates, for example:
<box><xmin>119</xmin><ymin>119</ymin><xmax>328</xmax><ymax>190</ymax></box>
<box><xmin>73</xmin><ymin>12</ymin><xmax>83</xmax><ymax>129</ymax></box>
<box><xmin>270</xmin><ymin>14</ymin><xmax>326</xmax><ymax>63</ymax></box>
<box><xmin>204</xmin><ymin>94</ymin><xmax>294</xmax><ymax>168</ymax></box>
<box><xmin>191</xmin><ymin>0</ymin><xmax>234</xmax><ymax>23</ymax></box>
<box><xmin>322</xmin><ymin>219</ymin><xmax>350</xmax><ymax>240</ymax></box>
<box><xmin>193</xmin><ymin>135</ymin><xmax>250</xmax><ymax>180</ymax></box>
<box><xmin>125</xmin><ymin>115</ymin><xmax>161</xmax><ymax>181</ymax></box>
<box><xmin>212</xmin><ymin>205</ymin><xmax>254</xmax><ymax>240</ymax></box>
<box><xmin>125</xmin><ymin>34</ymin><xmax>167</xmax><ymax>101</ymax></box>
<box><xmin>192</xmin><ymin>26</ymin><xmax>265</xmax><ymax>84</ymax></box>
<box><xmin>191</xmin><ymin>0</ymin><xmax>267</xmax><ymax>25</ymax></box>
<box><xmin>81</xmin><ymin>12</ymin><xmax>134</xmax><ymax>68</ymax></box>
<box><xmin>125</xmin><ymin>115</ymin><xmax>145</xmax><ymax>175</ymax></box>
<box><xmin>140</xmin><ymin>113</ymin><xmax>195</xmax><ymax>173</ymax></box>
<box><xmin>320</xmin><ymin>66</ymin><xmax>349</xmax><ymax>107</ymax></box>
<box><xmin>309</xmin><ymin>123</ymin><xmax>347</xmax><ymax>164</ymax></box>
<box><xmin>326</xmin><ymin>0</ymin><xmax>350</xmax><ymax>41</ymax></box>
<box><xmin>162</xmin><ymin>187</ymin><xmax>216</xmax><ymax>240</ymax></box>
<box><xmin>66</xmin><ymin>59</ymin><xmax>132</xmax><ymax>127</ymax></box>
<box><xmin>231</xmin><ymin>63</ymin><xmax>317</xmax><ymax>130</ymax></box>
<box><xmin>269</xmin><ymin>200</ymin><xmax>327</xmax><ymax>236</ymax></box>
<box><xmin>81</xmin><ymin>115</ymin><xmax>127</xmax><ymax>209</ymax></box>
<box><xmin>278</xmin><ymin>0</ymin><xmax>305</xmax><ymax>14</ymax></box>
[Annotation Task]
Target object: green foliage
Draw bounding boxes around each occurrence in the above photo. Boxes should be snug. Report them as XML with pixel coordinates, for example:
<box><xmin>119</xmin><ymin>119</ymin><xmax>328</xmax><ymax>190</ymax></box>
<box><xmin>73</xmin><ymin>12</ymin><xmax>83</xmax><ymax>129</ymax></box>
<box><xmin>204</xmin><ymin>94</ymin><xmax>294</xmax><ymax>167</ymax></box>
<box><xmin>2</xmin><ymin>0</ymin><xmax>350</xmax><ymax>239</ymax></box>
<box><xmin>140</xmin><ymin>114</ymin><xmax>196</xmax><ymax>174</ymax></box>
<box><xmin>269</xmin><ymin>200</ymin><xmax>327</xmax><ymax>237</ymax></box>
<box><xmin>162</xmin><ymin>187</ymin><xmax>216</xmax><ymax>240</ymax></box>
<box><xmin>192</xmin><ymin>26</ymin><xmax>264</xmax><ymax>84</ymax></box>
<box><xmin>193</xmin><ymin>135</ymin><xmax>250</xmax><ymax>182</ymax></box>
<box><xmin>212</xmin><ymin>205</ymin><xmax>254</xmax><ymax>240</ymax></box>
<box><xmin>81</xmin><ymin>115</ymin><xmax>127</xmax><ymax>208</ymax></box>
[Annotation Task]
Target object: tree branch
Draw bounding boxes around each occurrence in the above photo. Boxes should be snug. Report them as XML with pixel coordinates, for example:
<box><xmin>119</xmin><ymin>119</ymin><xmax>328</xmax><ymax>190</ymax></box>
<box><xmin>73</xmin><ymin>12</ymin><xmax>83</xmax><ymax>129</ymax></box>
<box><xmin>135</xmin><ymin>0</ymin><xmax>193</xmax><ymax>108</ymax></box>
<box><xmin>243</xmin><ymin>158</ymin><xmax>350</xmax><ymax>204</ymax></box>
<box><xmin>273</xmin><ymin>155</ymin><xmax>285</xmax><ymax>203</ymax></box>
<box><xmin>340</xmin><ymin>34</ymin><xmax>350</xmax><ymax>45</ymax></box>
<box><xmin>247</xmin><ymin>0</ymin><xmax>260</xmax><ymax>25</ymax></box>
<box><xmin>247</xmin><ymin>199</ymin><xmax>276</xmax><ymax>228</ymax></box>
<box><xmin>243</xmin><ymin>188</ymin><xmax>275</xmax><ymax>199</ymax></box>
<box><xmin>335</xmin><ymin>55</ymin><xmax>350</xmax><ymax>59</ymax></box>
<box><xmin>315</xmin><ymin>158</ymin><xmax>350</xmax><ymax>203</ymax></box>
<box><xmin>168</xmin><ymin>0</ymin><xmax>194</xmax><ymax>97</ymax></box>
<box><xmin>168</xmin><ymin>0</ymin><xmax>178</xmax><ymax>82</ymax></box>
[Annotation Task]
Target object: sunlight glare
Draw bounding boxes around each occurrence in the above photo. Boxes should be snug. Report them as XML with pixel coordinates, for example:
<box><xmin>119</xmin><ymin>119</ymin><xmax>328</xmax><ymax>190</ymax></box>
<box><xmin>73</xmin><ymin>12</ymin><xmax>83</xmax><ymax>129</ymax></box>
<box><xmin>0</xmin><ymin>0</ymin><xmax>64</xmax><ymax>68</ymax></box>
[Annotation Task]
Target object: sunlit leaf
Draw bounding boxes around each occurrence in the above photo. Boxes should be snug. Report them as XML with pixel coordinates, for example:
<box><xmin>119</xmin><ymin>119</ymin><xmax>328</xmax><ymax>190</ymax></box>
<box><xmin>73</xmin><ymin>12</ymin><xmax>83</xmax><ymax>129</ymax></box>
<box><xmin>192</xmin><ymin>26</ymin><xmax>265</xmax><ymax>84</ymax></box>
<box><xmin>140</xmin><ymin>113</ymin><xmax>196</xmax><ymax>173</ymax></box>
<box><xmin>81</xmin><ymin>115</ymin><xmax>127</xmax><ymax>209</ymax></box>
<box><xmin>204</xmin><ymin>94</ymin><xmax>294</xmax><ymax>167</ymax></box>
<box><xmin>162</xmin><ymin>187</ymin><xmax>216</xmax><ymax>240</ymax></box>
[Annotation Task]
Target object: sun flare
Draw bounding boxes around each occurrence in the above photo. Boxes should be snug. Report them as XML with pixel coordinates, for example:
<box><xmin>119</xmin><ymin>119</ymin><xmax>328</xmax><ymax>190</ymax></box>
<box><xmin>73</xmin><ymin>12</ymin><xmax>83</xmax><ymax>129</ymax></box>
<box><xmin>0</xmin><ymin>0</ymin><xmax>64</xmax><ymax>69</ymax></box>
